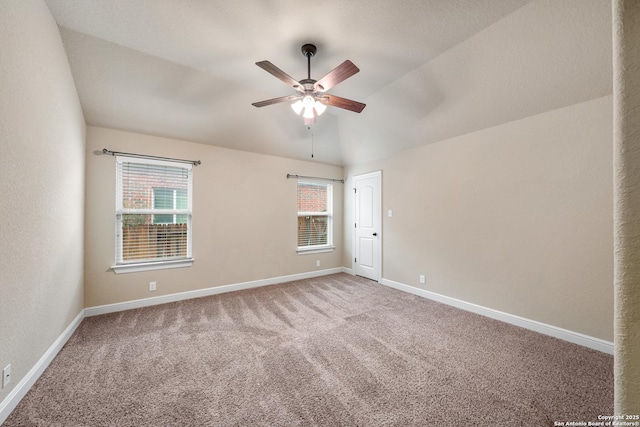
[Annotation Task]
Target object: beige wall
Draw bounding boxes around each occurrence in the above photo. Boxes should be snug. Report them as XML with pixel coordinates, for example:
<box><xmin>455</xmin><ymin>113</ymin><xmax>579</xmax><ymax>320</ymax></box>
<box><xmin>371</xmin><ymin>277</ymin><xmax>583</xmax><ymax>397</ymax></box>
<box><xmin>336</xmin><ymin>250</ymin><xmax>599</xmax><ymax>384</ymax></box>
<box><xmin>0</xmin><ymin>0</ymin><xmax>85</xmax><ymax>404</ymax></box>
<box><xmin>84</xmin><ymin>126</ymin><xmax>343</xmax><ymax>307</ymax></box>
<box><xmin>345</xmin><ymin>95</ymin><xmax>613</xmax><ymax>341</ymax></box>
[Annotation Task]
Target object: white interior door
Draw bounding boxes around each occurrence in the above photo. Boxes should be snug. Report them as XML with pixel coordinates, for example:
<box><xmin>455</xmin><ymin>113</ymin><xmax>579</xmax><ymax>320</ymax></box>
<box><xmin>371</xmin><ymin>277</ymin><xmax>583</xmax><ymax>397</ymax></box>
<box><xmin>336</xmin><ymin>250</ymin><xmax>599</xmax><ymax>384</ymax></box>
<box><xmin>354</xmin><ymin>171</ymin><xmax>381</xmax><ymax>281</ymax></box>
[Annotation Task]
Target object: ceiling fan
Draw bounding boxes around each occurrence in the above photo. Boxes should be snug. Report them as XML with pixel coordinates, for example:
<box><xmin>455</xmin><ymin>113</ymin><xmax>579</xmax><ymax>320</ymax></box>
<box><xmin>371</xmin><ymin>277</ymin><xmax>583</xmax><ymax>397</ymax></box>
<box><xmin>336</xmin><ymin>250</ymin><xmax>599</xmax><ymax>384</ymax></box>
<box><xmin>252</xmin><ymin>44</ymin><xmax>366</xmax><ymax>125</ymax></box>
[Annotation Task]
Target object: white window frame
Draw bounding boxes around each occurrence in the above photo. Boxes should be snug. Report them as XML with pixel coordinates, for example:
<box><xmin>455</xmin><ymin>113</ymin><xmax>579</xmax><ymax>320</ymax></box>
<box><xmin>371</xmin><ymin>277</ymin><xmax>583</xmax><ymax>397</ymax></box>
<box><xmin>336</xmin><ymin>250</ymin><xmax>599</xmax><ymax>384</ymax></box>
<box><xmin>111</xmin><ymin>156</ymin><xmax>194</xmax><ymax>274</ymax></box>
<box><xmin>296</xmin><ymin>181</ymin><xmax>335</xmax><ymax>255</ymax></box>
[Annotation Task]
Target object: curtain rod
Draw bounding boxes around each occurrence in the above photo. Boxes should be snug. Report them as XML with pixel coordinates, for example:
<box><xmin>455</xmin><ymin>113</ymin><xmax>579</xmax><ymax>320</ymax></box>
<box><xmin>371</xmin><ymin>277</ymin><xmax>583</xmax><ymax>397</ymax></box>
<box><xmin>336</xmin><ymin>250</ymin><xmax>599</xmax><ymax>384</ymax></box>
<box><xmin>287</xmin><ymin>173</ymin><xmax>344</xmax><ymax>183</ymax></box>
<box><xmin>102</xmin><ymin>148</ymin><xmax>201</xmax><ymax>166</ymax></box>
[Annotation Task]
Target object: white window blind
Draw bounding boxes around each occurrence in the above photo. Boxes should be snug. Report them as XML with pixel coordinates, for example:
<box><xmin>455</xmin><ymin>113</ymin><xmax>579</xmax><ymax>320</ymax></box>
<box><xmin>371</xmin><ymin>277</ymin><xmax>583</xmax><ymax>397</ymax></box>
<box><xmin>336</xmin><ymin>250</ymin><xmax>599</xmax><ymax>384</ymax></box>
<box><xmin>116</xmin><ymin>156</ymin><xmax>192</xmax><ymax>266</ymax></box>
<box><xmin>297</xmin><ymin>181</ymin><xmax>333</xmax><ymax>250</ymax></box>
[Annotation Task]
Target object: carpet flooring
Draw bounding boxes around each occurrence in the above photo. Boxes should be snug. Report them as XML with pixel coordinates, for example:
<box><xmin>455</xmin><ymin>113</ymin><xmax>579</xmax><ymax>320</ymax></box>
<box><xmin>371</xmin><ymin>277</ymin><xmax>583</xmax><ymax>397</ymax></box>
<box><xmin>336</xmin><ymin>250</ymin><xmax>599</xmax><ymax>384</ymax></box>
<box><xmin>4</xmin><ymin>273</ymin><xmax>613</xmax><ymax>426</ymax></box>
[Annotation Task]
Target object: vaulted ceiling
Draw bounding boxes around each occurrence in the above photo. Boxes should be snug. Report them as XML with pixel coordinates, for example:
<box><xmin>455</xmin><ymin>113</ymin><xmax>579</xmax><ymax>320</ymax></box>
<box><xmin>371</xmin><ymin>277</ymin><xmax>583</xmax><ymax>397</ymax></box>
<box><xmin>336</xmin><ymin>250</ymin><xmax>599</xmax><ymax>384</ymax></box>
<box><xmin>44</xmin><ymin>0</ymin><xmax>612</xmax><ymax>166</ymax></box>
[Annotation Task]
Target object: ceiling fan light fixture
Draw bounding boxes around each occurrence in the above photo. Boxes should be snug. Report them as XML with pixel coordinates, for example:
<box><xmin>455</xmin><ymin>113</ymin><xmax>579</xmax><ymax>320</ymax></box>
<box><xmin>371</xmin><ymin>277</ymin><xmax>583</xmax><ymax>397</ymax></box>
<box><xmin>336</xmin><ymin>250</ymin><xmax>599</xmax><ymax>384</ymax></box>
<box><xmin>302</xmin><ymin>95</ymin><xmax>315</xmax><ymax>107</ymax></box>
<box><xmin>314</xmin><ymin>100</ymin><xmax>327</xmax><ymax>115</ymax></box>
<box><xmin>291</xmin><ymin>100</ymin><xmax>304</xmax><ymax>115</ymax></box>
<box><xmin>303</xmin><ymin>105</ymin><xmax>315</xmax><ymax>119</ymax></box>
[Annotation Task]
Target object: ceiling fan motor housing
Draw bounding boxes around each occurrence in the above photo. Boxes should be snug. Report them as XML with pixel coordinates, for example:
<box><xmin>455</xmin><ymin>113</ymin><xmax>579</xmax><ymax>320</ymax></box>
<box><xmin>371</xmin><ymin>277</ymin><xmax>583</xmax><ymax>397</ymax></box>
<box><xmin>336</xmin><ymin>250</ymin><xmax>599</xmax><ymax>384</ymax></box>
<box><xmin>299</xmin><ymin>79</ymin><xmax>318</xmax><ymax>91</ymax></box>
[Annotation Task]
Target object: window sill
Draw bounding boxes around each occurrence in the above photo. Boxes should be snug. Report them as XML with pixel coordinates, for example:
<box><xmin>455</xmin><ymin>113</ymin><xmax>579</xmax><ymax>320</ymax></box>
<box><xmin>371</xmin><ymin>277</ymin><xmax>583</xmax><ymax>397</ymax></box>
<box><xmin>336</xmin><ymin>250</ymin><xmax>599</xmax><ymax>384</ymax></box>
<box><xmin>111</xmin><ymin>258</ymin><xmax>194</xmax><ymax>274</ymax></box>
<box><xmin>296</xmin><ymin>246</ymin><xmax>335</xmax><ymax>255</ymax></box>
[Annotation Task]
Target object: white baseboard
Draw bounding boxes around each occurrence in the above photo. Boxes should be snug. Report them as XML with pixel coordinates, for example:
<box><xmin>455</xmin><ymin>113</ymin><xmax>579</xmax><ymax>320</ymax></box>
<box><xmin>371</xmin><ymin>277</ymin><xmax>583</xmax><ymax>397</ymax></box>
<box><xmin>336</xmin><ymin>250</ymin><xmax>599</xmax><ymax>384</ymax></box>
<box><xmin>341</xmin><ymin>267</ymin><xmax>354</xmax><ymax>276</ymax></box>
<box><xmin>379</xmin><ymin>278</ymin><xmax>613</xmax><ymax>355</ymax></box>
<box><xmin>85</xmin><ymin>267</ymin><xmax>348</xmax><ymax>317</ymax></box>
<box><xmin>0</xmin><ymin>310</ymin><xmax>85</xmax><ymax>425</ymax></box>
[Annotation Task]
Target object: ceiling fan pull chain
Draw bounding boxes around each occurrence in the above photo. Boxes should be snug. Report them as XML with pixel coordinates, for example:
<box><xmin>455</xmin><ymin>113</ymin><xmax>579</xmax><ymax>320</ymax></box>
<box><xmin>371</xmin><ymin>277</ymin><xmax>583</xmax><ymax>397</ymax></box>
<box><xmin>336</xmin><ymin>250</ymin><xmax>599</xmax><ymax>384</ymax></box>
<box><xmin>311</xmin><ymin>128</ymin><xmax>314</xmax><ymax>158</ymax></box>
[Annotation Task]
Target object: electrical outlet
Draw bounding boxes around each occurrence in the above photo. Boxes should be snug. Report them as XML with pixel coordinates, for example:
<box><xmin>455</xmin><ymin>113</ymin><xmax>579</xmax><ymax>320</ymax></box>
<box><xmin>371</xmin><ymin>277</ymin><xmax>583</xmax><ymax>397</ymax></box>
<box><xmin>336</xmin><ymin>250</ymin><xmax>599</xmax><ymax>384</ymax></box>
<box><xmin>419</xmin><ymin>275</ymin><xmax>426</xmax><ymax>284</ymax></box>
<box><xmin>149</xmin><ymin>281</ymin><xmax>156</xmax><ymax>291</ymax></box>
<box><xmin>316</xmin><ymin>260</ymin><xmax>321</xmax><ymax>267</ymax></box>
<box><xmin>2</xmin><ymin>364</ymin><xmax>11</xmax><ymax>388</ymax></box>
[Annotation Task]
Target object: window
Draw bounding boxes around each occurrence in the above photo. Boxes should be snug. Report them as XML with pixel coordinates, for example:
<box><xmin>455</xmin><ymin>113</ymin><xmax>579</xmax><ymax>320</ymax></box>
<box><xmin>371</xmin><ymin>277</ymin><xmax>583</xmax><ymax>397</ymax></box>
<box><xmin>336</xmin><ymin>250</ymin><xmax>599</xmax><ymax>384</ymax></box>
<box><xmin>113</xmin><ymin>156</ymin><xmax>193</xmax><ymax>273</ymax></box>
<box><xmin>297</xmin><ymin>181</ymin><xmax>334</xmax><ymax>253</ymax></box>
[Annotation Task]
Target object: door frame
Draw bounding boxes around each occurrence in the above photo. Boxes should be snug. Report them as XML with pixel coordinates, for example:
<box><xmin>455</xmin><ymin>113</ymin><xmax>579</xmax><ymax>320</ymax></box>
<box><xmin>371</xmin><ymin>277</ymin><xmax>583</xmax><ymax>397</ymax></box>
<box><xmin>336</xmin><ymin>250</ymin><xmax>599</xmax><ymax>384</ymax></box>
<box><xmin>352</xmin><ymin>170</ymin><xmax>382</xmax><ymax>281</ymax></box>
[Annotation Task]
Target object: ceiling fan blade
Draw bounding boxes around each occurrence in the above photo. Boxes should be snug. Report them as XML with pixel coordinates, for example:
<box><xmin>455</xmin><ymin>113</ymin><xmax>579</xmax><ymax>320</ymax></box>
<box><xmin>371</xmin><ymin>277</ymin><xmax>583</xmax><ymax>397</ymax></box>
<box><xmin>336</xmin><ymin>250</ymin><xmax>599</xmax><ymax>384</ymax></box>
<box><xmin>256</xmin><ymin>61</ymin><xmax>304</xmax><ymax>92</ymax></box>
<box><xmin>252</xmin><ymin>95</ymin><xmax>301</xmax><ymax>108</ymax></box>
<box><xmin>322</xmin><ymin>94</ymin><xmax>366</xmax><ymax>113</ymax></box>
<box><xmin>314</xmin><ymin>60</ymin><xmax>360</xmax><ymax>92</ymax></box>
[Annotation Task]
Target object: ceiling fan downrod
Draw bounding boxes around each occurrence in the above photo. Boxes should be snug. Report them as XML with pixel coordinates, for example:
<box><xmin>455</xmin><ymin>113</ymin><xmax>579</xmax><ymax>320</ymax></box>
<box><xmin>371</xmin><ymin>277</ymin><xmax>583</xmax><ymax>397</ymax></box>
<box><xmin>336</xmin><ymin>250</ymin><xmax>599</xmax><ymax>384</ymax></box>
<box><xmin>301</xmin><ymin>44</ymin><xmax>317</xmax><ymax>82</ymax></box>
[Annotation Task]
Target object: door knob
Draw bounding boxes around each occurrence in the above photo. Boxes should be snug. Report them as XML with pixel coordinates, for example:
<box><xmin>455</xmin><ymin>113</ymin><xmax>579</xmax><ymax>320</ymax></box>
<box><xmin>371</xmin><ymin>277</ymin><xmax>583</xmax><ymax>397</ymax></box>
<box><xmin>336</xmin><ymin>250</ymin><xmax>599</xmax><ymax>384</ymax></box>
<box><xmin>372</xmin><ymin>232</ymin><xmax>378</xmax><ymax>236</ymax></box>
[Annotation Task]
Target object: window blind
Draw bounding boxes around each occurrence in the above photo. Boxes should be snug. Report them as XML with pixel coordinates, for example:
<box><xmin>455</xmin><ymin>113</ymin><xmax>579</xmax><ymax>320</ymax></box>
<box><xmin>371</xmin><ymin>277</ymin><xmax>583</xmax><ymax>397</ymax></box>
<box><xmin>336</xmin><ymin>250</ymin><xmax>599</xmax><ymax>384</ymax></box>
<box><xmin>116</xmin><ymin>156</ymin><xmax>192</xmax><ymax>264</ymax></box>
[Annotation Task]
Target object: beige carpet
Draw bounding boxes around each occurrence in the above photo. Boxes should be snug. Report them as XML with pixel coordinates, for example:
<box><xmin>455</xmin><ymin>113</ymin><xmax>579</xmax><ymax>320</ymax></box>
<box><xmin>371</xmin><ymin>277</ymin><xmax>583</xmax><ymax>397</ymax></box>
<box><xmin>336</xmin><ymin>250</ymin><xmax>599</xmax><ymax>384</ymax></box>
<box><xmin>4</xmin><ymin>273</ymin><xmax>612</xmax><ymax>426</ymax></box>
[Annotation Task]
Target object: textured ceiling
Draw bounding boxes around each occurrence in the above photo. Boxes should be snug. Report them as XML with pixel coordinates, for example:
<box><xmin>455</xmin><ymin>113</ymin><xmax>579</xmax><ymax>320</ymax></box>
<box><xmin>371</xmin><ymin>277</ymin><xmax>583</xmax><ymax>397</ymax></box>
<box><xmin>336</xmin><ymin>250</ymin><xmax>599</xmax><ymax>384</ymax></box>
<box><xmin>44</xmin><ymin>0</ymin><xmax>612</xmax><ymax>166</ymax></box>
